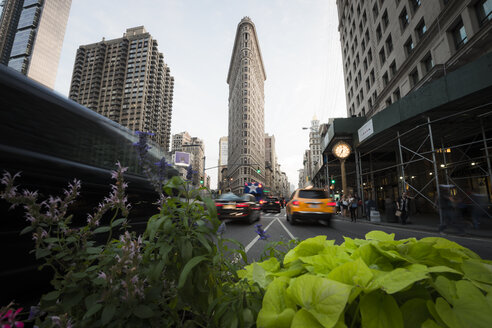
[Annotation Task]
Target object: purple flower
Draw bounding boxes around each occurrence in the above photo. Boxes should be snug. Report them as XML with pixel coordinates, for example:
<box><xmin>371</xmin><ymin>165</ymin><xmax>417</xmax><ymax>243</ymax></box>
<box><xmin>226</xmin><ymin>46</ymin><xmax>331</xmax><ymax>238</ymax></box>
<box><xmin>217</xmin><ymin>222</ymin><xmax>226</xmax><ymax>236</ymax></box>
<box><xmin>254</xmin><ymin>224</ymin><xmax>270</xmax><ymax>240</ymax></box>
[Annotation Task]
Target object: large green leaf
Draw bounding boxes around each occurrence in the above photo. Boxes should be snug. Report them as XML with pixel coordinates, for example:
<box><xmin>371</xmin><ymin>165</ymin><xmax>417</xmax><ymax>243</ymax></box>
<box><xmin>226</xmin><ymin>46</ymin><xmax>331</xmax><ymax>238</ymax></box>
<box><xmin>461</xmin><ymin>259</ymin><xmax>492</xmax><ymax>284</ymax></box>
<box><xmin>327</xmin><ymin>258</ymin><xmax>373</xmax><ymax>288</ymax></box>
<box><xmin>291</xmin><ymin>308</ymin><xmax>324</xmax><ymax>328</ymax></box>
<box><xmin>366</xmin><ymin>265</ymin><xmax>428</xmax><ymax>294</ymax></box>
<box><xmin>284</xmin><ymin>236</ymin><xmax>333</xmax><ymax>265</ymax></box>
<box><xmin>177</xmin><ymin>255</ymin><xmax>207</xmax><ymax>289</ymax></box>
<box><xmin>401</xmin><ymin>298</ymin><xmax>431</xmax><ymax>328</ymax></box>
<box><xmin>421</xmin><ymin>319</ymin><xmax>444</xmax><ymax>328</ymax></box>
<box><xmin>257</xmin><ymin>277</ymin><xmax>296</xmax><ymax>328</ymax></box>
<box><xmin>286</xmin><ymin>274</ymin><xmax>352</xmax><ymax>328</ymax></box>
<box><xmin>351</xmin><ymin>243</ymin><xmax>393</xmax><ymax>271</ymax></box>
<box><xmin>365</xmin><ymin>230</ymin><xmax>395</xmax><ymax>242</ymax></box>
<box><xmin>434</xmin><ymin>280</ymin><xmax>492</xmax><ymax>328</ymax></box>
<box><xmin>360</xmin><ymin>292</ymin><xmax>403</xmax><ymax>328</ymax></box>
<box><xmin>327</xmin><ymin>258</ymin><xmax>374</xmax><ymax>303</ymax></box>
<box><xmin>434</xmin><ymin>276</ymin><xmax>458</xmax><ymax>304</ymax></box>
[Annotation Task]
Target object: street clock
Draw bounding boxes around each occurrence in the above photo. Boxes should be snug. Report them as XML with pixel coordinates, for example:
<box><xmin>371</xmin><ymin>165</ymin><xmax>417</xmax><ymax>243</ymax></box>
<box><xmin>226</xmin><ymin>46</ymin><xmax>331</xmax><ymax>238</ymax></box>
<box><xmin>332</xmin><ymin>141</ymin><xmax>351</xmax><ymax>159</ymax></box>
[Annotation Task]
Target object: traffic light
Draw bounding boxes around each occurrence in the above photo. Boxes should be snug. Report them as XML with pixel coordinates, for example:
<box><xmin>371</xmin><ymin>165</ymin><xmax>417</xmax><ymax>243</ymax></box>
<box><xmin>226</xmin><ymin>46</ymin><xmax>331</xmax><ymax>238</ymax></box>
<box><xmin>200</xmin><ymin>177</ymin><xmax>204</xmax><ymax>184</ymax></box>
<box><xmin>331</xmin><ymin>177</ymin><xmax>336</xmax><ymax>184</ymax></box>
<box><xmin>257</xmin><ymin>167</ymin><xmax>261</xmax><ymax>174</ymax></box>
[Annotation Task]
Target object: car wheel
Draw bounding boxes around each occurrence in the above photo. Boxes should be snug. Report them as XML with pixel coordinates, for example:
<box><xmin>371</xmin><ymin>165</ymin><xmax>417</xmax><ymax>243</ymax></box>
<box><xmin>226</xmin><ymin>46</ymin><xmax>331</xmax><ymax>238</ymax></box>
<box><xmin>288</xmin><ymin>214</ymin><xmax>296</xmax><ymax>225</ymax></box>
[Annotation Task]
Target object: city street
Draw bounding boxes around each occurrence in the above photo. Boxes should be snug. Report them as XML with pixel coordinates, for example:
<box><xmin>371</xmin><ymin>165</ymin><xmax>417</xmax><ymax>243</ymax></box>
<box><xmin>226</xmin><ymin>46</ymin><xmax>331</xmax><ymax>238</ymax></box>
<box><xmin>221</xmin><ymin>209</ymin><xmax>492</xmax><ymax>261</ymax></box>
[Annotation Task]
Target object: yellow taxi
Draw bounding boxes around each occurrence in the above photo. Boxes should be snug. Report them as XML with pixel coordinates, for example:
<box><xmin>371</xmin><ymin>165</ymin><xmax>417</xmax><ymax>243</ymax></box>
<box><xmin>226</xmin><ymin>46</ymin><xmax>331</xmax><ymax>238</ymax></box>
<box><xmin>286</xmin><ymin>188</ymin><xmax>336</xmax><ymax>225</ymax></box>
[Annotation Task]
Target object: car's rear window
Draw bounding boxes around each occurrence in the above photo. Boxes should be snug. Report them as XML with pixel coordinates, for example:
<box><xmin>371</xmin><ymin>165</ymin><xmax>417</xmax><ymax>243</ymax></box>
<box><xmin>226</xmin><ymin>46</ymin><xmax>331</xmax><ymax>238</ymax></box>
<box><xmin>298</xmin><ymin>190</ymin><xmax>329</xmax><ymax>199</ymax></box>
<box><xmin>218</xmin><ymin>193</ymin><xmax>241</xmax><ymax>201</ymax></box>
<box><xmin>266</xmin><ymin>197</ymin><xmax>278</xmax><ymax>201</ymax></box>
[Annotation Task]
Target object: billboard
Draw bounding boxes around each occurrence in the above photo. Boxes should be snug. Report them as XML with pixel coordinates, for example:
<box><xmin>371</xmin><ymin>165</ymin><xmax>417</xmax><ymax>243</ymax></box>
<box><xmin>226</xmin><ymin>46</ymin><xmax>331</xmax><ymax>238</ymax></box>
<box><xmin>174</xmin><ymin>151</ymin><xmax>191</xmax><ymax>167</ymax></box>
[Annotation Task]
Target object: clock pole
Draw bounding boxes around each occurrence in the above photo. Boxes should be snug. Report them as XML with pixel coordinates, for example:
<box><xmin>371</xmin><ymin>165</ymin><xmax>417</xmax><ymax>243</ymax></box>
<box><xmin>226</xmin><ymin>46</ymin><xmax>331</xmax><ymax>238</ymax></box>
<box><xmin>340</xmin><ymin>158</ymin><xmax>347</xmax><ymax>195</ymax></box>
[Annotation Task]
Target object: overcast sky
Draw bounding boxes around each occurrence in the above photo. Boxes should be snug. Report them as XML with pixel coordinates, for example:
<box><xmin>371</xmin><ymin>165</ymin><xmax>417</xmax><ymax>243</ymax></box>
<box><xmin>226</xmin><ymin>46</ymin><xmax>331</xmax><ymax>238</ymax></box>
<box><xmin>54</xmin><ymin>0</ymin><xmax>347</xmax><ymax>189</ymax></box>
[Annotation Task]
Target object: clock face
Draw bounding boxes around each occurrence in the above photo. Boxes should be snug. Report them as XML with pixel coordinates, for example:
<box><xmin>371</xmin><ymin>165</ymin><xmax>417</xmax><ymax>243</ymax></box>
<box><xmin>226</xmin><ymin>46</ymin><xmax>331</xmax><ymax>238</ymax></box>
<box><xmin>333</xmin><ymin>142</ymin><xmax>351</xmax><ymax>159</ymax></box>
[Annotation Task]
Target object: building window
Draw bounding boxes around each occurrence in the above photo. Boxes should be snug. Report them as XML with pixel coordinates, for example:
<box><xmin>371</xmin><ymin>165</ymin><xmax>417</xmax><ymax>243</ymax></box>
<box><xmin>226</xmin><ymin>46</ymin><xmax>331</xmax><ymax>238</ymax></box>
<box><xmin>393</xmin><ymin>88</ymin><xmax>401</xmax><ymax>101</ymax></box>
<box><xmin>366</xmin><ymin>77</ymin><xmax>371</xmax><ymax>90</ymax></box>
<box><xmin>452</xmin><ymin>20</ymin><xmax>468</xmax><ymax>49</ymax></box>
<box><xmin>410</xmin><ymin>0</ymin><xmax>421</xmax><ymax>12</ymax></box>
<box><xmin>404</xmin><ymin>37</ymin><xmax>414</xmax><ymax>55</ymax></box>
<box><xmin>363</xmin><ymin>58</ymin><xmax>368</xmax><ymax>71</ymax></box>
<box><xmin>373</xmin><ymin>2</ymin><xmax>379</xmax><ymax>20</ymax></box>
<box><xmin>390</xmin><ymin>60</ymin><xmax>397</xmax><ymax>77</ymax></box>
<box><xmin>382</xmin><ymin>10</ymin><xmax>389</xmax><ymax>30</ymax></box>
<box><xmin>416</xmin><ymin>19</ymin><xmax>427</xmax><ymax>40</ymax></box>
<box><xmin>370</xmin><ymin>69</ymin><xmax>375</xmax><ymax>84</ymax></box>
<box><xmin>376</xmin><ymin>24</ymin><xmax>382</xmax><ymax>41</ymax></box>
<box><xmin>379</xmin><ymin>47</ymin><xmax>386</xmax><ymax>65</ymax></box>
<box><xmin>476</xmin><ymin>0</ymin><xmax>492</xmax><ymax>26</ymax></box>
<box><xmin>385</xmin><ymin>34</ymin><xmax>393</xmax><ymax>54</ymax></box>
<box><xmin>400</xmin><ymin>7</ymin><xmax>410</xmax><ymax>30</ymax></box>
<box><xmin>409</xmin><ymin>68</ymin><xmax>419</xmax><ymax>87</ymax></box>
<box><xmin>385</xmin><ymin>97</ymin><xmax>392</xmax><ymax>107</ymax></box>
<box><xmin>422</xmin><ymin>52</ymin><xmax>434</xmax><ymax>73</ymax></box>
<box><xmin>368</xmin><ymin>49</ymin><xmax>373</xmax><ymax>63</ymax></box>
<box><xmin>382</xmin><ymin>72</ymin><xmax>389</xmax><ymax>87</ymax></box>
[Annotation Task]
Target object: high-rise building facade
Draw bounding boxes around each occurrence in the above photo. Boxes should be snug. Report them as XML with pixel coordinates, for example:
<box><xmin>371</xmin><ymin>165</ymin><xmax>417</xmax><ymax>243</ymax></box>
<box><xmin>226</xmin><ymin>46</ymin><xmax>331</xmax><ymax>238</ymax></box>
<box><xmin>308</xmin><ymin>116</ymin><xmax>321</xmax><ymax>180</ymax></box>
<box><xmin>171</xmin><ymin>132</ymin><xmax>205</xmax><ymax>186</ymax></box>
<box><xmin>0</xmin><ymin>0</ymin><xmax>72</xmax><ymax>88</ymax></box>
<box><xmin>227</xmin><ymin>17</ymin><xmax>267</xmax><ymax>195</ymax></box>
<box><xmin>69</xmin><ymin>26</ymin><xmax>174</xmax><ymax>150</ymax></box>
<box><xmin>218</xmin><ymin>136</ymin><xmax>228</xmax><ymax>190</ymax></box>
<box><xmin>336</xmin><ymin>0</ymin><xmax>492</xmax><ymax>118</ymax></box>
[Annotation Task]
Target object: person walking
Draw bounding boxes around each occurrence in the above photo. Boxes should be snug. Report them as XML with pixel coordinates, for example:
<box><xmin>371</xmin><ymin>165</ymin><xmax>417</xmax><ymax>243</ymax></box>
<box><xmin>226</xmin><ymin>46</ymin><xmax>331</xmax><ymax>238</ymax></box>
<box><xmin>438</xmin><ymin>186</ymin><xmax>465</xmax><ymax>235</ymax></box>
<box><xmin>396</xmin><ymin>192</ymin><xmax>410</xmax><ymax>225</ymax></box>
<box><xmin>349</xmin><ymin>194</ymin><xmax>358</xmax><ymax>222</ymax></box>
<box><xmin>342</xmin><ymin>195</ymin><xmax>349</xmax><ymax>218</ymax></box>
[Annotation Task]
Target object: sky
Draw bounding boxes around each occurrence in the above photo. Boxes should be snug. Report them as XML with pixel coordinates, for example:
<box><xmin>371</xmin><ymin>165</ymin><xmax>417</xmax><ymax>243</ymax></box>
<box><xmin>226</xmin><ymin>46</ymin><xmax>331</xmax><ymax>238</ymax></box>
<box><xmin>54</xmin><ymin>0</ymin><xmax>347</xmax><ymax>189</ymax></box>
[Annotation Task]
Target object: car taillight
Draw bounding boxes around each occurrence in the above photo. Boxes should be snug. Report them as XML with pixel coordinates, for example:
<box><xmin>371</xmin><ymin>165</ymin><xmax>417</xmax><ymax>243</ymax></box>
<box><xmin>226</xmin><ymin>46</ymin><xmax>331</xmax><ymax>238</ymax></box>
<box><xmin>292</xmin><ymin>200</ymin><xmax>300</xmax><ymax>206</ymax></box>
<box><xmin>260</xmin><ymin>200</ymin><xmax>265</xmax><ymax>204</ymax></box>
<box><xmin>275</xmin><ymin>201</ymin><xmax>280</xmax><ymax>204</ymax></box>
<box><xmin>236</xmin><ymin>203</ymin><xmax>248</xmax><ymax>208</ymax></box>
<box><xmin>327</xmin><ymin>202</ymin><xmax>337</xmax><ymax>206</ymax></box>
<box><xmin>215</xmin><ymin>203</ymin><xmax>223</xmax><ymax>207</ymax></box>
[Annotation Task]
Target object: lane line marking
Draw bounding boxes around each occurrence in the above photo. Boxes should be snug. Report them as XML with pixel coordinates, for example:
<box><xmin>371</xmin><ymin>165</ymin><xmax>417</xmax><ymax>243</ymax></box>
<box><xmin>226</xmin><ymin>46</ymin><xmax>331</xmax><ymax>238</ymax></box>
<box><xmin>245</xmin><ymin>217</ymin><xmax>277</xmax><ymax>252</ymax></box>
<box><xmin>276</xmin><ymin>217</ymin><xmax>296</xmax><ymax>240</ymax></box>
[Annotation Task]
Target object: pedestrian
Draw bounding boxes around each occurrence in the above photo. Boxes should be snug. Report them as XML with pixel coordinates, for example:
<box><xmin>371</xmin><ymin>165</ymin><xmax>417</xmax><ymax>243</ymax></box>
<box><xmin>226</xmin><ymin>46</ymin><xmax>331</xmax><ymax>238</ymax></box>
<box><xmin>342</xmin><ymin>195</ymin><xmax>349</xmax><ymax>217</ymax></box>
<box><xmin>349</xmin><ymin>194</ymin><xmax>358</xmax><ymax>222</ymax></box>
<box><xmin>438</xmin><ymin>186</ymin><xmax>465</xmax><ymax>235</ymax></box>
<box><xmin>471</xmin><ymin>190</ymin><xmax>487</xmax><ymax>229</ymax></box>
<box><xmin>396</xmin><ymin>192</ymin><xmax>410</xmax><ymax>225</ymax></box>
<box><xmin>335</xmin><ymin>197</ymin><xmax>340</xmax><ymax>214</ymax></box>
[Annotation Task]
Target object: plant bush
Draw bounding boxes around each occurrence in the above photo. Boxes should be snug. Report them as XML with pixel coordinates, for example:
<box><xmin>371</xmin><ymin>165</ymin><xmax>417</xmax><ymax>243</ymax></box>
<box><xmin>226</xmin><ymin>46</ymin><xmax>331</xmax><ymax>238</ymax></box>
<box><xmin>239</xmin><ymin>231</ymin><xmax>492</xmax><ymax>328</ymax></box>
<box><xmin>0</xmin><ymin>165</ymin><xmax>263</xmax><ymax>327</ymax></box>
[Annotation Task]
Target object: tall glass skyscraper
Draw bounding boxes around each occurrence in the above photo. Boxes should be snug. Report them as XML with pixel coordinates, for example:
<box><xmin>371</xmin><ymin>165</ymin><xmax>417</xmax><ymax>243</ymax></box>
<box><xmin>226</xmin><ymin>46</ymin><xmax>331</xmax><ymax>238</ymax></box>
<box><xmin>0</xmin><ymin>0</ymin><xmax>71</xmax><ymax>88</ymax></box>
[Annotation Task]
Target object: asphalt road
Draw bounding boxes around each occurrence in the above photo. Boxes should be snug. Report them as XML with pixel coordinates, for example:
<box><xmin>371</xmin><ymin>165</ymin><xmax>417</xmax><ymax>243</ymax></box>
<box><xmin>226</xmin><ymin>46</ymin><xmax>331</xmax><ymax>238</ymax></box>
<box><xmin>220</xmin><ymin>208</ymin><xmax>492</xmax><ymax>262</ymax></box>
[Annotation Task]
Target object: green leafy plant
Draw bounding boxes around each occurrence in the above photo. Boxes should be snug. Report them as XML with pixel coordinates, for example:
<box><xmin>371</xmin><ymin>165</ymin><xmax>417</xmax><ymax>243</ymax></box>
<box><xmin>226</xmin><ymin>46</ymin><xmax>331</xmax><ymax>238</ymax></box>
<box><xmin>239</xmin><ymin>231</ymin><xmax>492</xmax><ymax>328</ymax></box>
<box><xmin>0</xmin><ymin>166</ymin><xmax>262</xmax><ymax>327</ymax></box>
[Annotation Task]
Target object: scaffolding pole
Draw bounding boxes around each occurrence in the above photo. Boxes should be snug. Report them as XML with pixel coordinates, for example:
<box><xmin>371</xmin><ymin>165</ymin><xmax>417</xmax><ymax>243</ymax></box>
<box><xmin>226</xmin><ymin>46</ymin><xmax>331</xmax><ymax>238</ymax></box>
<box><xmin>397</xmin><ymin>131</ymin><xmax>406</xmax><ymax>194</ymax></box>
<box><xmin>428</xmin><ymin>117</ymin><xmax>443</xmax><ymax>226</ymax></box>
<box><xmin>481</xmin><ymin>118</ymin><xmax>492</xmax><ymax>195</ymax></box>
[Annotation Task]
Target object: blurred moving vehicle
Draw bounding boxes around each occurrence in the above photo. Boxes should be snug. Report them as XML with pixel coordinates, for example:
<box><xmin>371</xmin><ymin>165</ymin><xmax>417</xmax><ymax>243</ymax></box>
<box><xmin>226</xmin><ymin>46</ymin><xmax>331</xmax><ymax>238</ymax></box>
<box><xmin>286</xmin><ymin>188</ymin><xmax>336</xmax><ymax>225</ymax></box>
<box><xmin>215</xmin><ymin>192</ymin><xmax>261</xmax><ymax>224</ymax></box>
<box><xmin>260</xmin><ymin>196</ymin><xmax>281</xmax><ymax>213</ymax></box>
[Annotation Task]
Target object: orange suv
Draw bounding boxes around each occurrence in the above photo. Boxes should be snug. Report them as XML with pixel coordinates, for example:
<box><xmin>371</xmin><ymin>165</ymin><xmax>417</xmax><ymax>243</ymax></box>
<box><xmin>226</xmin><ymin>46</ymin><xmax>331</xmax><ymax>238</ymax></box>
<box><xmin>286</xmin><ymin>188</ymin><xmax>336</xmax><ymax>225</ymax></box>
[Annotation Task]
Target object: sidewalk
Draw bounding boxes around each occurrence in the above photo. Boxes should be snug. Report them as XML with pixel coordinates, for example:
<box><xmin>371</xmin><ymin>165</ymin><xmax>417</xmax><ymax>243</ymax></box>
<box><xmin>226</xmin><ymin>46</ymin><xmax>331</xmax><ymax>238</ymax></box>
<box><xmin>334</xmin><ymin>211</ymin><xmax>492</xmax><ymax>240</ymax></box>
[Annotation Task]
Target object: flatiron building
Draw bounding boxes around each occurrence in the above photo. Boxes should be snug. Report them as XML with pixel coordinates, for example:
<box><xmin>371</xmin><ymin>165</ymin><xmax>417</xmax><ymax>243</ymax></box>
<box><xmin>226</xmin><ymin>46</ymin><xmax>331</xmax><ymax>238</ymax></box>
<box><xmin>227</xmin><ymin>17</ymin><xmax>267</xmax><ymax>195</ymax></box>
